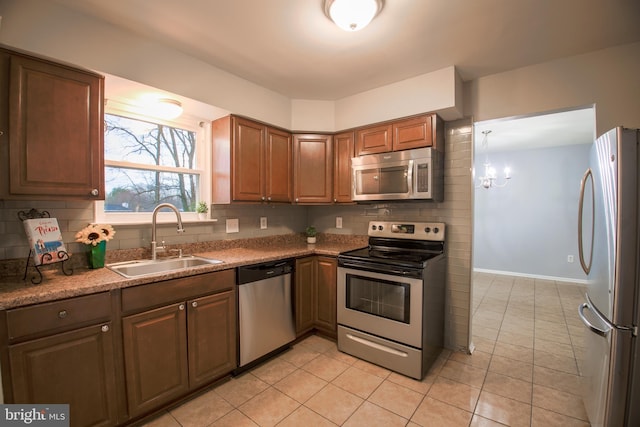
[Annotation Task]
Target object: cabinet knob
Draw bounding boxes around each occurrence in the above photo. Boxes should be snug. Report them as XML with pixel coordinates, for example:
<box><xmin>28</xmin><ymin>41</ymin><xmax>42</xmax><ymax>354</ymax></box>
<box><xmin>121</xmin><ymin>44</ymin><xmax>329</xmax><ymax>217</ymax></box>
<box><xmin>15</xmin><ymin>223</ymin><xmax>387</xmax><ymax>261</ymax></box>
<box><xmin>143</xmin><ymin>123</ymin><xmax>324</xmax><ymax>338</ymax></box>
<box><xmin>90</xmin><ymin>189</ymin><xmax>99</xmax><ymax>196</ymax></box>
<box><xmin>58</xmin><ymin>310</ymin><xmax>68</xmax><ymax>319</ymax></box>
<box><xmin>334</xmin><ymin>198</ymin><xmax>337</xmax><ymax>202</ymax></box>
<box><xmin>101</xmin><ymin>325</ymin><xmax>110</xmax><ymax>332</ymax></box>
<box><xmin>261</xmin><ymin>196</ymin><xmax>265</xmax><ymax>201</ymax></box>
<box><xmin>295</xmin><ymin>198</ymin><xmax>299</xmax><ymax>203</ymax></box>
<box><xmin>0</xmin><ymin>130</ymin><xmax>4</xmax><ymax>136</ymax></box>
<box><xmin>192</xmin><ymin>301</ymin><xmax>198</xmax><ymax>308</ymax></box>
<box><xmin>267</xmin><ymin>197</ymin><xmax>271</xmax><ymax>201</ymax></box>
<box><xmin>179</xmin><ymin>304</ymin><xmax>185</xmax><ymax>311</ymax></box>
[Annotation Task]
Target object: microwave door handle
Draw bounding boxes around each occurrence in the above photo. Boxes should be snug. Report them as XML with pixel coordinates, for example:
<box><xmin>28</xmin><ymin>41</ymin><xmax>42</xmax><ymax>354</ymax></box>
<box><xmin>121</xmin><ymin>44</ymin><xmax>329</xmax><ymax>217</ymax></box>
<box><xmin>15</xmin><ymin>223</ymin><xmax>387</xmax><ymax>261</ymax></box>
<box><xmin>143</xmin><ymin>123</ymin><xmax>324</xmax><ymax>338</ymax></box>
<box><xmin>407</xmin><ymin>160</ymin><xmax>414</xmax><ymax>194</ymax></box>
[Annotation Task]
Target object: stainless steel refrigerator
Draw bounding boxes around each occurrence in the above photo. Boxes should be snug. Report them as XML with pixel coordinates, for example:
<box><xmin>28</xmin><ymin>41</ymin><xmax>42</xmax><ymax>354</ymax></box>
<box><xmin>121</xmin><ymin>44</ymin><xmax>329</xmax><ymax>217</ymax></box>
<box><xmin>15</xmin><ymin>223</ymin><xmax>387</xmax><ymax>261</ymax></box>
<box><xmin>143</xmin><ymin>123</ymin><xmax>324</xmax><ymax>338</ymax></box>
<box><xmin>577</xmin><ymin>127</ymin><xmax>640</xmax><ymax>427</ymax></box>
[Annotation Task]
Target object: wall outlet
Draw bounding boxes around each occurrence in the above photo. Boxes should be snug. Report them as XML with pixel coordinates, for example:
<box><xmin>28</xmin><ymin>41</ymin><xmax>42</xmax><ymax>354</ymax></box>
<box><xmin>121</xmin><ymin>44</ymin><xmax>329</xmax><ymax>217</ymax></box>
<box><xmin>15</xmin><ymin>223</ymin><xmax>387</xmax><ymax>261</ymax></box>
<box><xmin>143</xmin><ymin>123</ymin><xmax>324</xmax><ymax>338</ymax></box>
<box><xmin>567</xmin><ymin>255</ymin><xmax>574</xmax><ymax>263</ymax></box>
<box><xmin>260</xmin><ymin>217</ymin><xmax>267</xmax><ymax>229</ymax></box>
<box><xmin>226</xmin><ymin>218</ymin><xmax>239</xmax><ymax>233</ymax></box>
<box><xmin>336</xmin><ymin>216</ymin><xmax>343</xmax><ymax>229</ymax></box>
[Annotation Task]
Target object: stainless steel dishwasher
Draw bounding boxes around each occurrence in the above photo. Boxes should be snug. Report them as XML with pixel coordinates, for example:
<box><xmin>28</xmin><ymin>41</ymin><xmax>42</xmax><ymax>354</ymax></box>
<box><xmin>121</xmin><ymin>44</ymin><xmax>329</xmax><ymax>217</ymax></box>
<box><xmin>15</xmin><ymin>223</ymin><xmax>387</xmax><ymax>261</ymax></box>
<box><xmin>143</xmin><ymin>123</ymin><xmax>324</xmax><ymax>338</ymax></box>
<box><xmin>237</xmin><ymin>259</ymin><xmax>296</xmax><ymax>368</ymax></box>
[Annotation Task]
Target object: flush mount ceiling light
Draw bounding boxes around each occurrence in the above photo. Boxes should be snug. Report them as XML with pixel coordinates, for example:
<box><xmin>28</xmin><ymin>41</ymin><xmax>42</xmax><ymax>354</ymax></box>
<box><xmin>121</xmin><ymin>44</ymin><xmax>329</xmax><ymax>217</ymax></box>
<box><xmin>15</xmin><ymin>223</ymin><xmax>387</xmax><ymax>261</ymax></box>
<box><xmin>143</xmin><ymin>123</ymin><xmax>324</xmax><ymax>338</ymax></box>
<box><xmin>151</xmin><ymin>98</ymin><xmax>183</xmax><ymax>120</ymax></box>
<box><xmin>323</xmin><ymin>0</ymin><xmax>384</xmax><ymax>32</ymax></box>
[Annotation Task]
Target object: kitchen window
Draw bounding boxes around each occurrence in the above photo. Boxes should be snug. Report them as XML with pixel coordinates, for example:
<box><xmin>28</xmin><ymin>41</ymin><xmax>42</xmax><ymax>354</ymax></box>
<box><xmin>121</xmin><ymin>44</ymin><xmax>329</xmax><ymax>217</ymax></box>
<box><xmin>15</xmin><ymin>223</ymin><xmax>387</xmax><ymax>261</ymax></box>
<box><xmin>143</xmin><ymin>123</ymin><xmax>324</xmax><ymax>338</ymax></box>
<box><xmin>95</xmin><ymin>108</ymin><xmax>210</xmax><ymax>224</ymax></box>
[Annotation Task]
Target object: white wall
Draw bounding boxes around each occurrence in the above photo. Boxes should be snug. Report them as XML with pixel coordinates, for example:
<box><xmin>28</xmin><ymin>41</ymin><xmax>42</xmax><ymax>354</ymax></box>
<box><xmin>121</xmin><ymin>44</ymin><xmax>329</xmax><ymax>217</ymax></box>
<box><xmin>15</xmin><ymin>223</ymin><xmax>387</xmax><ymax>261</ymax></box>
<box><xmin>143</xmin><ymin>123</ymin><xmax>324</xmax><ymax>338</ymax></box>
<box><xmin>473</xmin><ymin>144</ymin><xmax>591</xmax><ymax>281</ymax></box>
<box><xmin>465</xmin><ymin>42</ymin><xmax>640</xmax><ymax>136</ymax></box>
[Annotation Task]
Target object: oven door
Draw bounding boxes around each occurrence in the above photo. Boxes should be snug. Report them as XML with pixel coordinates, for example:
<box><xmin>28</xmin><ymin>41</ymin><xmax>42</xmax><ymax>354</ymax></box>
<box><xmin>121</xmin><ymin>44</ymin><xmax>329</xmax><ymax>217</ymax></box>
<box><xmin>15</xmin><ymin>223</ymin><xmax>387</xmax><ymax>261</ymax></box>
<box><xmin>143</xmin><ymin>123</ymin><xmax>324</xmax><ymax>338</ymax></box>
<box><xmin>337</xmin><ymin>266</ymin><xmax>423</xmax><ymax>348</ymax></box>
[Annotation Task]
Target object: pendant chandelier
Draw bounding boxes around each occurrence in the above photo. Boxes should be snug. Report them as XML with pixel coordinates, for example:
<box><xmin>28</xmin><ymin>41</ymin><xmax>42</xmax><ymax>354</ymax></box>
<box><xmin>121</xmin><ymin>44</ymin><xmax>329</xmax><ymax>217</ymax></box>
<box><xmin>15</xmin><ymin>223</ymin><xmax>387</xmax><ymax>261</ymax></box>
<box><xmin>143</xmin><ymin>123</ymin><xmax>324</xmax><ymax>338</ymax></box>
<box><xmin>476</xmin><ymin>130</ymin><xmax>512</xmax><ymax>189</ymax></box>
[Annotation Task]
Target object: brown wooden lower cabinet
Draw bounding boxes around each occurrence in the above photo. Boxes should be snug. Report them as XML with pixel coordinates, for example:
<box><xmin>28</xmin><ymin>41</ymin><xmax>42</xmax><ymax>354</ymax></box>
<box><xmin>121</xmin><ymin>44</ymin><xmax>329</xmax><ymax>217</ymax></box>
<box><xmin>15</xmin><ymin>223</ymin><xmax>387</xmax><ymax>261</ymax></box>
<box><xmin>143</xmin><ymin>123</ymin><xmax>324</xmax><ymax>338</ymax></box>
<box><xmin>122</xmin><ymin>287</ymin><xmax>236</xmax><ymax>419</ymax></box>
<box><xmin>8</xmin><ymin>323</ymin><xmax>119</xmax><ymax>427</ymax></box>
<box><xmin>294</xmin><ymin>256</ymin><xmax>337</xmax><ymax>338</ymax></box>
<box><xmin>122</xmin><ymin>303</ymin><xmax>189</xmax><ymax>418</ymax></box>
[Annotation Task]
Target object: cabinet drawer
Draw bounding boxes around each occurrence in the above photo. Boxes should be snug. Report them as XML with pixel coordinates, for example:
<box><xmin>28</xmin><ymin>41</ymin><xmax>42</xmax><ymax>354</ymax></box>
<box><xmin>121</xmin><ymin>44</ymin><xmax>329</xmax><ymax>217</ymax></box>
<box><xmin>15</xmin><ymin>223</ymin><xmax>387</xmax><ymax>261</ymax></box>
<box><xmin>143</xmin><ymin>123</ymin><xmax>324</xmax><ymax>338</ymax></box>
<box><xmin>7</xmin><ymin>292</ymin><xmax>111</xmax><ymax>341</ymax></box>
<box><xmin>122</xmin><ymin>269</ymin><xmax>236</xmax><ymax>314</ymax></box>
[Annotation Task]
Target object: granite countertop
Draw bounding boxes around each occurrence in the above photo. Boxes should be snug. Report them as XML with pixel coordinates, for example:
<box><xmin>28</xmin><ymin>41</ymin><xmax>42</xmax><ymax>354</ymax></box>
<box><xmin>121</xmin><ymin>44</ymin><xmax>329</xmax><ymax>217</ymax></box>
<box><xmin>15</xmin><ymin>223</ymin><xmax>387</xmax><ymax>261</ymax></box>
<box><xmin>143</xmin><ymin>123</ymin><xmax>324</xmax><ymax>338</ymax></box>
<box><xmin>0</xmin><ymin>235</ymin><xmax>368</xmax><ymax>310</ymax></box>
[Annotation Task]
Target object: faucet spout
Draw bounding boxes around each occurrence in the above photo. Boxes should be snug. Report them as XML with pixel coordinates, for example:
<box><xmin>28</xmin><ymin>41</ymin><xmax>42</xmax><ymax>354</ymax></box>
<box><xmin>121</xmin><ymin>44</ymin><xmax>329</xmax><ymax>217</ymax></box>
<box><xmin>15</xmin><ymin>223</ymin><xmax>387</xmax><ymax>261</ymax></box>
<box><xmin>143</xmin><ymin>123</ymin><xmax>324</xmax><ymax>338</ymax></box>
<box><xmin>151</xmin><ymin>203</ymin><xmax>185</xmax><ymax>260</ymax></box>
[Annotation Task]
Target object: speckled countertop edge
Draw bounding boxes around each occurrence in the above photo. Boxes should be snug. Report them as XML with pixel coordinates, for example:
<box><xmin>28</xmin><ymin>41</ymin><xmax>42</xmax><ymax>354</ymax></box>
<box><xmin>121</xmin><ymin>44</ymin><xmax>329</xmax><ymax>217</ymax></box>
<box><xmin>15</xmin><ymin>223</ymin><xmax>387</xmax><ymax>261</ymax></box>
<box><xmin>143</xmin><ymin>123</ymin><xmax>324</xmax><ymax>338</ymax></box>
<box><xmin>0</xmin><ymin>234</ymin><xmax>368</xmax><ymax>310</ymax></box>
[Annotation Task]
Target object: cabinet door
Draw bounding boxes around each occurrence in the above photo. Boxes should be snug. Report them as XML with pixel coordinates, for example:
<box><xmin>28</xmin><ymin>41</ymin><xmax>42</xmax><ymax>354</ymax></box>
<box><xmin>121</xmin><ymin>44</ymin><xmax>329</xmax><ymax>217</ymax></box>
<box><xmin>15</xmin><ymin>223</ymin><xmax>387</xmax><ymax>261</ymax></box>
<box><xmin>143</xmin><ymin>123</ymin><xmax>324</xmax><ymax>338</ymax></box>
<box><xmin>122</xmin><ymin>303</ymin><xmax>188</xmax><ymax>418</ymax></box>
<box><xmin>6</xmin><ymin>54</ymin><xmax>104</xmax><ymax>199</ymax></box>
<box><xmin>293</xmin><ymin>134</ymin><xmax>333</xmax><ymax>203</ymax></box>
<box><xmin>9</xmin><ymin>323</ymin><xmax>118</xmax><ymax>427</ymax></box>
<box><xmin>265</xmin><ymin>127</ymin><xmax>292</xmax><ymax>202</ymax></box>
<box><xmin>355</xmin><ymin>123</ymin><xmax>392</xmax><ymax>156</ymax></box>
<box><xmin>314</xmin><ymin>257</ymin><xmax>337</xmax><ymax>337</ymax></box>
<box><xmin>232</xmin><ymin>117</ymin><xmax>265</xmax><ymax>201</ymax></box>
<box><xmin>333</xmin><ymin>132</ymin><xmax>354</xmax><ymax>203</ymax></box>
<box><xmin>187</xmin><ymin>290</ymin><xmax>236</xmax><ymax>388</ymax></box>
<box><xmin>392</xmin><ymin>114</ymin><xmax>434</xmax><ymax>151</ymax></box>
<box><xmin>294</xmin><ymin>257</ymin><xmax>315</xmax><ymax>335</ymax></box>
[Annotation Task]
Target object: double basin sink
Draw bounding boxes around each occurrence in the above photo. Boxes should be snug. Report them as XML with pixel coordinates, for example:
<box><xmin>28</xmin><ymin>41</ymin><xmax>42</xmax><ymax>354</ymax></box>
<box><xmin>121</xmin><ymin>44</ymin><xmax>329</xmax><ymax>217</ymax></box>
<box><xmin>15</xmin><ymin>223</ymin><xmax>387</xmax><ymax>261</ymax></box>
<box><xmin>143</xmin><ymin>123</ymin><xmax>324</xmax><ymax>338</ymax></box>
<box><xmin>107</xmin><ymin>256</ymin><xmax>223</xmax><ymax>279</ymax></box>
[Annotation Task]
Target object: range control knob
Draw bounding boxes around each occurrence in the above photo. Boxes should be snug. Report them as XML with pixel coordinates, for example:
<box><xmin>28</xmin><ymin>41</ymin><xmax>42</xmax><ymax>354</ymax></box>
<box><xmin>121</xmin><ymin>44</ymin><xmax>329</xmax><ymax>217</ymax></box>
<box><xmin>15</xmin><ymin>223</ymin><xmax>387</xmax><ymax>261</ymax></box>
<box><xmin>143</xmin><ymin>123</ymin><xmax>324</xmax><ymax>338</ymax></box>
<box><xmin>378</xmin><ymin>225</ymin><xmax>384</xmax><ymax>231</ymax></box>
<box><xmin>371</xmin><ymin>225</ymin><xmax>377</xmax><ymax>230</ymax></box>
<box><xmin>433</xmin><ymin>227</ymin><xmax>440</xmax><ymax>234</ymax></box>
<box><xmin>424</xmin><ymin>227</ymin><xmax>431</xmax><ymax>233</ymax></box>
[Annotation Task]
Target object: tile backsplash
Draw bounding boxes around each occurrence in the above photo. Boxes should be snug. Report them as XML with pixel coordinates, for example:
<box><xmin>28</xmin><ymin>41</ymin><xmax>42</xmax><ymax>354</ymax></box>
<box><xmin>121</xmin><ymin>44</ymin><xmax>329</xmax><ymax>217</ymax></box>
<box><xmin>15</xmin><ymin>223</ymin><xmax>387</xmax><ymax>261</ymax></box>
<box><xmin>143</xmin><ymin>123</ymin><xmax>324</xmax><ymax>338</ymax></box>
<box><xmin>0</xmin><ymin>118</ymin><xmax>472</xmax><ymax>351</ymax></box>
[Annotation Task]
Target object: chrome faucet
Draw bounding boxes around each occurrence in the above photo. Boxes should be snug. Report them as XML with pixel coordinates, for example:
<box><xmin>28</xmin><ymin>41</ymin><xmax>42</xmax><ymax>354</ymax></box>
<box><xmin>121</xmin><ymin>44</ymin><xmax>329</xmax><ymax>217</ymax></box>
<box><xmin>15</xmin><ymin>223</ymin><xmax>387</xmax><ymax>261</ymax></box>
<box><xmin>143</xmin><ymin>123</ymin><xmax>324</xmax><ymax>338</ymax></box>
<box><xmin>151</xmin><ymin>203</ymin><xmax>185</xmax><ymax>260</ymax></box>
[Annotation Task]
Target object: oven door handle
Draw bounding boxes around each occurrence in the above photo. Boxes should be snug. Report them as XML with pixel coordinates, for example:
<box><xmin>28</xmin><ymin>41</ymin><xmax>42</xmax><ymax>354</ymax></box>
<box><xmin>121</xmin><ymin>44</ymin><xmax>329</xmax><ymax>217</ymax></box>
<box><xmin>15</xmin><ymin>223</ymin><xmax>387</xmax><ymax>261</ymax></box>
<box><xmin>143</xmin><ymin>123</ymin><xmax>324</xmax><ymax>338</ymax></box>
<box><xmin>339</xmin><ymin>261</ymin><xmax>417</xmax><ymax>276</ymax></box>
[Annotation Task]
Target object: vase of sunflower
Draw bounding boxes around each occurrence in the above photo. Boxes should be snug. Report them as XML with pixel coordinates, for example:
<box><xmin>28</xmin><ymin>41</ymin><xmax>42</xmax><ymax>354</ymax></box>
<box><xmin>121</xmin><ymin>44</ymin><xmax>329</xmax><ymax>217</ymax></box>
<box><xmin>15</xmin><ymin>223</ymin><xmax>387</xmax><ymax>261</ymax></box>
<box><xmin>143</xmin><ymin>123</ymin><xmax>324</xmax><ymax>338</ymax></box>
<box><xmin>75</xmin><ymin>224</ymin><xmax>116</xmax><ymax>269</ymax></box>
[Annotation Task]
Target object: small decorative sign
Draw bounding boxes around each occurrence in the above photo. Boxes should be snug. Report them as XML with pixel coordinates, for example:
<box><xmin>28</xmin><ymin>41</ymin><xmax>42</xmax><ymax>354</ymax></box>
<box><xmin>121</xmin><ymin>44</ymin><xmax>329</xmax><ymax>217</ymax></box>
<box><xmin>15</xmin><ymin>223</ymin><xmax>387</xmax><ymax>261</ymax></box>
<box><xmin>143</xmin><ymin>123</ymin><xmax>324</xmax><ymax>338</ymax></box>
<box><xmin>23</xmin><ymin>218</ymin><xmax>69</xmax><ymax>266</ymax></box>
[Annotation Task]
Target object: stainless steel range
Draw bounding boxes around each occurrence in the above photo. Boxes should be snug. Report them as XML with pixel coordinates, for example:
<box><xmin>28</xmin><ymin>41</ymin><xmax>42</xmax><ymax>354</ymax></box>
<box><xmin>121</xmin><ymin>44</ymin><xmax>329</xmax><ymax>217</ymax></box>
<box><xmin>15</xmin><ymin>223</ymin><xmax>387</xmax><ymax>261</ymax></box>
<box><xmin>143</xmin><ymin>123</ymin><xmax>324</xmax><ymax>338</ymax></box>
<box><xmin>337</xmin><ymin>221</ymin><xmax>446</xmax><ymax>380</ymax></box>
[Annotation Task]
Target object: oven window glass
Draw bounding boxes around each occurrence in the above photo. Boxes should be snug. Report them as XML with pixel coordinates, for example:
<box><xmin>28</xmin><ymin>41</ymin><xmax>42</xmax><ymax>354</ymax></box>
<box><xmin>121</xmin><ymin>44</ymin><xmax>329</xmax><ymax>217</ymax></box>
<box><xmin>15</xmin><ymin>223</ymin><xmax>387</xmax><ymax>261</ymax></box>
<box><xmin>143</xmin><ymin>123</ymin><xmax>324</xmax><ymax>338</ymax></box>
<box><xmin>345</xmin><ymin>274</ymin><xmax>410</xmax><ymax>323</ymax></box>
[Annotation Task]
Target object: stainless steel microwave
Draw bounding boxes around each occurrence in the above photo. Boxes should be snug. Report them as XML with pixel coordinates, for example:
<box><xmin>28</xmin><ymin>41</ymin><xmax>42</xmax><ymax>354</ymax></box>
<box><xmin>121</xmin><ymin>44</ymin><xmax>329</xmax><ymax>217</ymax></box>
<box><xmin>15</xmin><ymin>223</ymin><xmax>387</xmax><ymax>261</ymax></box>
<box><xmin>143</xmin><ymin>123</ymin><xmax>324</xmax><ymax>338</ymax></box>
<box><xmin>351</xmin><ymin>147</ymin><xmax>443</xmax><ymax>202</ymax></box>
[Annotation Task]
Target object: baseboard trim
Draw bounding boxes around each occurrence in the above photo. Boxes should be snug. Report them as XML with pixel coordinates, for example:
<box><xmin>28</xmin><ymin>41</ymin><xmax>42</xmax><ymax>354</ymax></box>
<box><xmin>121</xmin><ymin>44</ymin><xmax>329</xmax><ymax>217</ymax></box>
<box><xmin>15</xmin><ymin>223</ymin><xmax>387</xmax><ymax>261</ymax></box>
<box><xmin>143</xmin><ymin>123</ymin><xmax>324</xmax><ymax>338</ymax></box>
<box><xmin>473</xmin><ymin>268</ymin><xmax>588</xmax><ymax>285</ymax></box>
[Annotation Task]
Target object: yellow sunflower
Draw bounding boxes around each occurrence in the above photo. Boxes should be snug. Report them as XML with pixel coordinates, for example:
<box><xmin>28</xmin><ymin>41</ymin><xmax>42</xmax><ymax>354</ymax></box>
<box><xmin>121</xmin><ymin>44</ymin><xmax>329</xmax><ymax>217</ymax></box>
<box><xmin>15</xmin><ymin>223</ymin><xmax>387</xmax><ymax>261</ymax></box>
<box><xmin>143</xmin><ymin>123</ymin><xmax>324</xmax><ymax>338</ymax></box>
<box><xmin>75</xmin><ymin>223</ymin><xmax>116</xmax><ymax>246</ymax></box>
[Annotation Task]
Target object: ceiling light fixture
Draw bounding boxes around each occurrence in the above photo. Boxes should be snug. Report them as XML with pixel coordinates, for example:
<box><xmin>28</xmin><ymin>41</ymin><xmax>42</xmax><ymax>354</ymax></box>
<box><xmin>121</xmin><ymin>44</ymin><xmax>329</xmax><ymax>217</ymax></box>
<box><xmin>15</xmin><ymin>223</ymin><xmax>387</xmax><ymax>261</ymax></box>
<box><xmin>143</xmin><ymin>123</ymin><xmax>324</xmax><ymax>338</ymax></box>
<box><xmin>151</xmin><ymin>98</ymin><xmax>183</xmax><ymax>120</ymax></box>
<box><xmin>323</xmin><ymin>0</ymin><xmax>384</xmax><ymax>32</ymax></box>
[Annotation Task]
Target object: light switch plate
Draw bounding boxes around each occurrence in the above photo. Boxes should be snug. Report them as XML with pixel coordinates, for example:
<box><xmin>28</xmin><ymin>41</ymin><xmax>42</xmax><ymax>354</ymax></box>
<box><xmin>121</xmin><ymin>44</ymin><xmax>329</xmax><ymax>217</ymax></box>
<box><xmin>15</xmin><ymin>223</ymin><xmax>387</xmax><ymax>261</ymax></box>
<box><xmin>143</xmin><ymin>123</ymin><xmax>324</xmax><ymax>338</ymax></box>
<box><xmin>336</xmin><ymin>217</ymin><xmax>343</xmax><ymax>229</ymax></box>
<box><xmin>260</xmin><ymin>217</ymin><xmax>267</xmax><ymax>229</ymax></box>
<box><xmin>226</xmin><ymin>218</ymin><xmax>239</xmax><ymax>233</ymax></box>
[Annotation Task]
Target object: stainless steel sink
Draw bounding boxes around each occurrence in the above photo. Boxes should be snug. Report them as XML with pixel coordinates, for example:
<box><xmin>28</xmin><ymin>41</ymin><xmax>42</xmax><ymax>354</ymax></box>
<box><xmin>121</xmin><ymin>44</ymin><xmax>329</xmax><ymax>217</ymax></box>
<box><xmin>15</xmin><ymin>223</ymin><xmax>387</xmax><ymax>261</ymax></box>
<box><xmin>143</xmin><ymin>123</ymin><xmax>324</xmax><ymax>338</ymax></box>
<box><xmin>107</xmin><ymin>256</ymin><xmax>223</xmax><ymax>278</ymax></box>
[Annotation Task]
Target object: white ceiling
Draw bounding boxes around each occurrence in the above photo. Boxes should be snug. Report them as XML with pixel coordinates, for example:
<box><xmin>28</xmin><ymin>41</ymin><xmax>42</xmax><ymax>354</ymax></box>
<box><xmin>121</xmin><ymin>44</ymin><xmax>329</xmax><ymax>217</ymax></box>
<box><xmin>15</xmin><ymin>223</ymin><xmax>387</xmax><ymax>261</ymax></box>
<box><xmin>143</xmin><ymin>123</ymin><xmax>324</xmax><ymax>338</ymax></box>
<box><xmin>52</xmin><ymin>0</ymin><xmax>640</xmax><ymax>100</ymax></box>
<box><xmin>474</xmin><ymin>107</ymin><xmax>596</xmax><ymax>153</ymax></box>
<box><xmin>50</xmin><ymin>0</ymin><xmax>637</xmax><ymax>149</ymax></box>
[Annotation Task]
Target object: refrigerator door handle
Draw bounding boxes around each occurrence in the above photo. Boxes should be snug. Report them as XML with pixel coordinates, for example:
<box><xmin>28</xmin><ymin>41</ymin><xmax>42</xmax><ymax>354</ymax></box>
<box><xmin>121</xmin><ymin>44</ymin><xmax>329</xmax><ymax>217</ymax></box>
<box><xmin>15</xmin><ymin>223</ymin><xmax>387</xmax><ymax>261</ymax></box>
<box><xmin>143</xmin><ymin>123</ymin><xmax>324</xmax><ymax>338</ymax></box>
<box><xmin>580</xmin><ymin>293</ymin><xmax>637</xmax><ymax>337</ymax></box>
<box><xmin>579</xmin><ymin>301</ymin><xmax>610</xmax><ymax>337</ymax></box>
<box><xmin>578</xmin><ymin>168</ymin><xmax>594</xmax><ymax>274</ymax></box>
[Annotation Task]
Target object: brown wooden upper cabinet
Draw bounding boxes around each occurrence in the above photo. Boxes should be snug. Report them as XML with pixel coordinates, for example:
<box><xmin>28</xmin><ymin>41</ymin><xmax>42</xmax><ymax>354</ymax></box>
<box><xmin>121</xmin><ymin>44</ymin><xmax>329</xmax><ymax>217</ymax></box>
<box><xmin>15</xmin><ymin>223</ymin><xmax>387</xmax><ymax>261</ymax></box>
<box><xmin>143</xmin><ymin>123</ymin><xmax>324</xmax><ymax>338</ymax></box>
<box><xmin>333</xmin><ymin>131</ymin><xmax>354</xmax><ymax>203</ymax></box>
<box><xmin>212</xmin><ymin>115</ymin><xmax>292</xmax><ymax>203</ymax></box>
<box><xmin>355</xmin><ymin>123</ymin><xmax>392</xmax><ymax>156</ymax></box>
<box><xmin>355</xmin><ymin>113</ymin><xmax>443</xmax><ymax>156</ymax></box>
<box><xmin>0</xmin><ymin>47</ymin><xmax>104</xmax><ymax>200</ymax></box>
<box><xmin>293</xmin><ymin>134</ymin><xmax>333</xmax><ymax>204</ymax></box>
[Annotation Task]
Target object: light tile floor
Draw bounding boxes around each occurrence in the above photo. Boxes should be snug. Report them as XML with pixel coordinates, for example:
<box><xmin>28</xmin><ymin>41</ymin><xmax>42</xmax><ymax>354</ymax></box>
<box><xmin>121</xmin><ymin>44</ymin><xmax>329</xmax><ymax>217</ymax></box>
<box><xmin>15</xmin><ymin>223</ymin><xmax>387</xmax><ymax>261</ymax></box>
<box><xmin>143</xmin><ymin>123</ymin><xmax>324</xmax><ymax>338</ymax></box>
<box><xmin>143</xmin><ymin>272</ymin><xmax>590</xmax><ymax>426</ymax></box>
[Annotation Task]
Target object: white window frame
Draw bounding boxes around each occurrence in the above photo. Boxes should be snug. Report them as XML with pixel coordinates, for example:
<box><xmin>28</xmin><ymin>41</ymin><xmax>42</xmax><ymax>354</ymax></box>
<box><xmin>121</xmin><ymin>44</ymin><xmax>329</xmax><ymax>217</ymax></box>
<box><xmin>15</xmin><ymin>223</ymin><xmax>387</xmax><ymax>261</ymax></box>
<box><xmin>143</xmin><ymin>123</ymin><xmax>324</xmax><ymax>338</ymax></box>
<box><xmin>95</xmin><ymin>102</ymin><xmax>211</xmax><ymax>225</ymax></box>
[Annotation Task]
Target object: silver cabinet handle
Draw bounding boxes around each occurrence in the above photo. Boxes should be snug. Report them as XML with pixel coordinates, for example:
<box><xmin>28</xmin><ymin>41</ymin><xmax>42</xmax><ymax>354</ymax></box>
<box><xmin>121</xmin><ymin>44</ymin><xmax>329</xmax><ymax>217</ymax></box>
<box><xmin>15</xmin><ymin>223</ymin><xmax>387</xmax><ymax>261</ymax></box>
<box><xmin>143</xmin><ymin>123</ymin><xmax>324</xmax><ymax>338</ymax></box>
<box><xmin>179</xmin><ymin>304</ymin><xmax>185</xmax><ymax>311</ymax></box>
<box><xmin>191</xmin><ymin>301</ymin><xmax>198</xmax><ymax>308</ymax></box>
<box><xmin>578</xmin><ymin>168</ymin><xmax>594</xmax><ymax>274</ymax></box>
<box><xmin>101</xmin><ymin>325</ymin><xmax>110</xmax><ymax>333</ymax></box>
<box><xmin>58</xmin><ymin>310</ymin><xmax>68</xmax><ymax>319</ymax></box>
<box><xmin>90</xmin><ymin>189</ymin><xmax>99</xmax><ymax>196</ymax></box>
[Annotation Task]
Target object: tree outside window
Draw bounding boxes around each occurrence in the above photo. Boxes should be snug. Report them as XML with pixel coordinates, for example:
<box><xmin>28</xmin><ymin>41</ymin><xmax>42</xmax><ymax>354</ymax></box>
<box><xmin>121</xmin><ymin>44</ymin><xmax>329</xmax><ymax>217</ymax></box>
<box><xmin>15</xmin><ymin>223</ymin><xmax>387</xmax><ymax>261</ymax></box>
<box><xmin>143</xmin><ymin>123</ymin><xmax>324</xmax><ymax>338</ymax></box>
<box><xmin>104</xmin><ymin>114</ymin><xmax>201</xmax><ymax>212</ymax></box>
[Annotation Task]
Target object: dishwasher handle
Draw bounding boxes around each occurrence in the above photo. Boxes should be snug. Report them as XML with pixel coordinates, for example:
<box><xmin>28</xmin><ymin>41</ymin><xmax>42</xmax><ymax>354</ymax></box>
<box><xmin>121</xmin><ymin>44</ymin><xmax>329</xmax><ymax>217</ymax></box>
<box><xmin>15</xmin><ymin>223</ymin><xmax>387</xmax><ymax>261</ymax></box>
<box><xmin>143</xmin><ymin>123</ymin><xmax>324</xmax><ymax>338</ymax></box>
<box><xmin>237</xmin><ymin>259</ymin><xmax>294</xmax><ymax>284</ymax></box>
